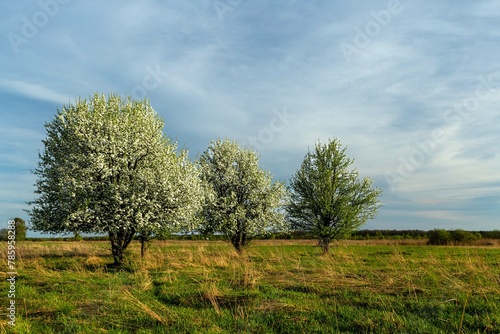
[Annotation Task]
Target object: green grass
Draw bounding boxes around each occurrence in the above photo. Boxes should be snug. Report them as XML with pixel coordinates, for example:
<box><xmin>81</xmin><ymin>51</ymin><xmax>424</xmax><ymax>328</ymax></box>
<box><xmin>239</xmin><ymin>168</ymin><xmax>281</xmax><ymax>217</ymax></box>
<box><xmin>1</xmin><ymin>239</ymin><xmax>499</xmax><ymax>333</ymax></box>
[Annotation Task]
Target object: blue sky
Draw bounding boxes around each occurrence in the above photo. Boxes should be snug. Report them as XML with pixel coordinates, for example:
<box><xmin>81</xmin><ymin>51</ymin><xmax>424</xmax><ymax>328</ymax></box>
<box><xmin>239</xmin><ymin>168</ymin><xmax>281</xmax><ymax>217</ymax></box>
<box><xmin>1</xmin><ymin>0</ymin><xmax>499</xmax><ymax>236</ymax></box>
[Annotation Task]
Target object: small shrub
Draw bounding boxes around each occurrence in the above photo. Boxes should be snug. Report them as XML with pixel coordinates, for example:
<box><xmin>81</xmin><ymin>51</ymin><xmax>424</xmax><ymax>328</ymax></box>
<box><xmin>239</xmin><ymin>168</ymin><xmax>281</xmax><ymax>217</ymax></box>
<box><xmin>428</xmin><ymin>229</ymin><xmax>452</xmax><ymax>245</ymax></box>
<box><xmin>450</xmin><ymin>229</ymin><xmax>480</xmax><ymax>244</ymax></box>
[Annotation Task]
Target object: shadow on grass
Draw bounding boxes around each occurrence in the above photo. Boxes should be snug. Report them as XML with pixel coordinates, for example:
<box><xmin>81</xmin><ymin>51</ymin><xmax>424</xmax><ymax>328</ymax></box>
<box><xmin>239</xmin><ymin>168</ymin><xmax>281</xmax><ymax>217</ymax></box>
<box><xmin>104</xmin><ymin>262</ymin><xmax>136</xmax><ymax>273</ymax></box>
<box><xmin>152</xmin><ymin>281</ymin><xmax>257</xmax><ymax>311</ymax></box>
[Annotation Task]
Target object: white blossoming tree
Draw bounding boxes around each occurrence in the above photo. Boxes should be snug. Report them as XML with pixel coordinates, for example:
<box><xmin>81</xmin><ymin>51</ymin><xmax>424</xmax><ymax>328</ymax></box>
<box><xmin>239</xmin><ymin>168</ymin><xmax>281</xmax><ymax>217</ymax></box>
<box><xmin>29</xmin><ymin>93</ymin><xmax>205</xmax><ymax>265</ymax></box>
<box><xmin>198</xmin><ymin>139</ymin><xmax>288</xmax><ymax>252</ymax></box>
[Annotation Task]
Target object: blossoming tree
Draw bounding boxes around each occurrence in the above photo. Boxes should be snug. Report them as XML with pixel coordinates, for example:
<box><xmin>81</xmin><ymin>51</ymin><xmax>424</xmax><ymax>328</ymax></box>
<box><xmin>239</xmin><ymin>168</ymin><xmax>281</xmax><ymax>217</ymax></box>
<box><xmin>29</xmin><ymin>93</ymin><xmax>204</xmax><ymax>265</ymax></box>
<box><xmin>198</xmin><ymin>139</ymin><xmax>288</xmax><ymax>252</ymax></box>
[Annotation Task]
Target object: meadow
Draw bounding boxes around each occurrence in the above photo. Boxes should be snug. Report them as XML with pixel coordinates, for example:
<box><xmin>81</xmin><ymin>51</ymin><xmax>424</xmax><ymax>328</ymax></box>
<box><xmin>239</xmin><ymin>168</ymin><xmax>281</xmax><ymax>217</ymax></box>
<box><xmin>1</xmin><ymin>239</ymin><xmax>499</xmax><ymax>333</ymax></box>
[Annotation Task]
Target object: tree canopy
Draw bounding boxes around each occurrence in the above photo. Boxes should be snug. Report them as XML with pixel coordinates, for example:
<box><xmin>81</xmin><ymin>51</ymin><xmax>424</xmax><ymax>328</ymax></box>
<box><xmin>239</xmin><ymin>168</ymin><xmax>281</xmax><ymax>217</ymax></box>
<box><xmin>29</xmin><ymin>93</ymin><xmax>205</xmax><ymax>265</ymax></box>
<box><xmin>287</xmin><ymin>138</ymin><xmax>382</xmax><ymax>253</ymax></box>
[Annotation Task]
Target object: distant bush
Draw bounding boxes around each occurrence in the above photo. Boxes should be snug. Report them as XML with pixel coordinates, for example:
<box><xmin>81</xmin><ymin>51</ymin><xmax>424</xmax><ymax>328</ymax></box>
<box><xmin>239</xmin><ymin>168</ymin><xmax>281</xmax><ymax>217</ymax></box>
<box><xmin>0</xmin><ymin>218</ymin><xmax>27</xmax><ymax>241</ymax></box>
<box><xmin>450</xmin><ymin>229</ymin><xmax>481</xmax><ymax>244</ymax></box>
<box><xmin>428</xmin><ymin>229</ymin><xmax>481</xmax><ymax>245</ymax></box>
<box><xmin>428</xmin><ymin>229</ymin><xmax>452</xmax><ymax>245</ymax></box>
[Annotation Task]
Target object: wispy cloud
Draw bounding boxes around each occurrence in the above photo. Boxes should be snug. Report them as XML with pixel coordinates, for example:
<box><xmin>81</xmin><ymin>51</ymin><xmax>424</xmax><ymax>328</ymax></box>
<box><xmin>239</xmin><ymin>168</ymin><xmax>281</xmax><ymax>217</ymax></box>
<box><xmin>0</xmin><ymin>80</ymin><xmax>72</xmax><ymax>105</ymax></box>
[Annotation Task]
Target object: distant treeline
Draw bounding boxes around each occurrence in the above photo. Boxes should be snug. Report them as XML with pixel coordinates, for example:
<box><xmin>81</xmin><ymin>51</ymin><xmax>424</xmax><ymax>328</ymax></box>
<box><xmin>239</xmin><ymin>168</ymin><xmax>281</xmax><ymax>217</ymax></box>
<box><xmin>22</xmin><ymin>229</ymin><xmax>500</xmax><ymax>242</ymax></box>
<box><xmin>351</xmin><ymin>229</ymin><xmax>500</xmax><ymax>241</ymax></box>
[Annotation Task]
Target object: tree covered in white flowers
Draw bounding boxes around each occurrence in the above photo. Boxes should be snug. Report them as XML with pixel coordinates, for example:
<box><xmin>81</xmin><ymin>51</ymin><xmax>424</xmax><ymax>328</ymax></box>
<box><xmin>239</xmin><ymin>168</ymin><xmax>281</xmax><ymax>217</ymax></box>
<box><xmin>198</xmin><ymin>139</ymin><xmax>288</xmax><ymax>252</ymax></box>
<box><xmin>29</xmin><ymin>93</ymin><xmax>205</xmax><ymax>265</ymax></box>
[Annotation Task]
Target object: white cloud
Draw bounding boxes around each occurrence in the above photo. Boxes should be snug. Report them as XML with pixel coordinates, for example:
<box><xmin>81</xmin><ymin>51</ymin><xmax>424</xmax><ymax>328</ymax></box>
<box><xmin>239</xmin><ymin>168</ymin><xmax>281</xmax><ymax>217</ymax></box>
<box><xmin>0</xmin><ymin>80</ymin><xmax>72</xmax><ymax>105</ymax></box>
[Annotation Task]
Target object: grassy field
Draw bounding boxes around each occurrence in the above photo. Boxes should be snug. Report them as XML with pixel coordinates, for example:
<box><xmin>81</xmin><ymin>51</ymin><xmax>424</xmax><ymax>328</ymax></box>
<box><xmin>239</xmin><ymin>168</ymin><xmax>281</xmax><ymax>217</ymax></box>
<box><xmin>1</xmin><ymin>239</ymin><xmax>499</xmax><ymax>333</ymax></box>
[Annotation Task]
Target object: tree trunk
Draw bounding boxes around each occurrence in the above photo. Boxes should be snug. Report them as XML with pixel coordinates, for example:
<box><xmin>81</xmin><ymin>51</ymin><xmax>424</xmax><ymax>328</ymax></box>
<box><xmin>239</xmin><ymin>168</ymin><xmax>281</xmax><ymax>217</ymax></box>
<box><xmin>234</xmin><ymin>243</ymin><xmax>242</xmax><ymax>253</ymax></box>
<box><xmin>231</xmin><ymin>230</ymin><xmax>245</xmax><ymax>254</ymax></box>
<box><xmin>319</xmin><ymin>237</ymin><xmax>330</xmax><ymax>254</ymax></box>
<box><xmin>231</xmin><ymin>236</ymin><xmax>243</xmax><ymax>254</ymax></box>
<box><xmin>140</xmin><ymin>237</ymin><xmax>146</xmax><ymax>258</ymax></box>
<box><xmin>109</xmin><ymin>229</ymin><xmax>135</xmax><ymax>266</ymax></box>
